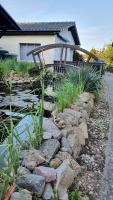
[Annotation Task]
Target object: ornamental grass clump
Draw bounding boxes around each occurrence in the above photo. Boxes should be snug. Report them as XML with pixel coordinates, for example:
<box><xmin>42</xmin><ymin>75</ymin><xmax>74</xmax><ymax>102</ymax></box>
<box><xmin>56</xmin><ymin>80</ymin><xmax>84</xmax><ymax>112</ymax></box>
<box><xmin>66</xmin><ymin>66</ymin><xmax>102</xmax><ymax>95</ymax></box>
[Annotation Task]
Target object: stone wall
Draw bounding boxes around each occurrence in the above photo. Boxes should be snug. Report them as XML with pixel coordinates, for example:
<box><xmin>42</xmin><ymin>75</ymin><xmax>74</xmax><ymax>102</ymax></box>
<box><xmin>10</xmin><ymin>92</ymin><xmax>95</xmax><ymax>200</ymax></box>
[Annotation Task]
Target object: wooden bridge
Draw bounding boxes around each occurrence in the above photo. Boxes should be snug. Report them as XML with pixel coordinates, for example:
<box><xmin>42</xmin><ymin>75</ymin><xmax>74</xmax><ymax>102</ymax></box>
<box><xmin>27</xmin><ymin>43</ymin><xmax>105</xmax><ymax>75</ymax></box>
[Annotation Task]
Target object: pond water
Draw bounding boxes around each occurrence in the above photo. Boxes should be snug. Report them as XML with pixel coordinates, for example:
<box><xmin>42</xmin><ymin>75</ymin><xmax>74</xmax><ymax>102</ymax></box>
<box><xmin>0</xmin><ymin>84</ymin><xmax>56</xmax><ymax>142</ymax></box>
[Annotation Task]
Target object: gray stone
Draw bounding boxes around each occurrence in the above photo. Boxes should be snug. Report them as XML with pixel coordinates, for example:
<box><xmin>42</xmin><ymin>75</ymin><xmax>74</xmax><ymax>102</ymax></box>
<box><xmin>79</xmin><ymin>122</ymin><xmax>88</xmax><ymax>145</ymax></box>
<box><xmin>55</xmin><ymin>151</ymin><xmax>81</xmax><ymax>177</ymax></box>
<box><xmin>20</xmin><ymin>149</ymin><xmax>45</xmax><ymax>170</ymax></box>
<box><xmin>17</xmin><ymin>166</ymin><xmax>31</xmax><ymax>176</ymax></box>
<box><xmin>44</xmin><ymin>101</ymin><xmax>55</xmax><ymax>112</ymax></box>
<box><xmin>16</xmin><ymin>174</ymin><xmax>45</xmax><ymax>197</ymax></box>
<box><xmin>57</xmin><ymin>188</ymin><xmax>68</xmax><ymax>200</ymax></box>
<box><xmin>33</xmin><ymin>166</ymin><xmax>56</xmax><ymax>182</ymax></box>
<box><xmin>10</xmin><ymin>189</ymin><xmax>32</xmax><ymax>200</ymax></box>
<box><xmin>67</xmin><ymin>127</ymin><xmax>81</xmax><ymax>158</ymax></box>
<box><xmin>78</xmin><ymin>92</ymin><xmax>94</xmax><ymax>115</ymax></box>
<box><xmin>39</xmin><ymin>139</ymin><xmax>60</xmax><ymax>162</ymax></box>
<box><xmin>43</xmin><ymin>118</ymin><xmax>62</xmax><ymax>139</ymax></box>
<box><xmin>55</xmin><ymin>160</ymin><xmax>74</xmax><ymax>199</ymax></box>
<box><xmin>55</xmin><ymin>108</ymin><xmax>82</xmax><ymax>129</ymax></box>
<box><xmin>43</xmin><ymin>132</ymin><xmax>52</xmax><ymax>140</ymax></box>
<box><xmin>61</xmin><ymin>137</ymin><xmax>72</xmax><ymax>154</ymax></box>
<box><xmin>43</xmin><ymin>183</ymin><xmax>54</xmax><ymax>199</ymax></box>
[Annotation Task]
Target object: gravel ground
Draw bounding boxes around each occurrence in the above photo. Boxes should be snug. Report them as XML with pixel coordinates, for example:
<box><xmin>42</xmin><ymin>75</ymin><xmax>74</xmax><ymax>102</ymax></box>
<box><xmin>73</xmin><ymin>89</ymin><xmax>109</xmax><ymax>200</ymax></box>
<box><xmin>99</xmin><ymin>75</ymin><xmax>113</xmax><ymax>200</ymax></box>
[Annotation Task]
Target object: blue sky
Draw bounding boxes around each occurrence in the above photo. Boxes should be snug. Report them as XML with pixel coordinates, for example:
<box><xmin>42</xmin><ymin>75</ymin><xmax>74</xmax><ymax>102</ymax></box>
<box><xmin>0</xmin><ymin>0</ymin><xmax>113</xmax><ymax>50</ymax></box>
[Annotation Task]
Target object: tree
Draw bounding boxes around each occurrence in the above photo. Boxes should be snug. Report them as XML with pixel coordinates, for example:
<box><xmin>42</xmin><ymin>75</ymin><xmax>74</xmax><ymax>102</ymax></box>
<box><xmin>100</xmin><ymin>44</ymin><xmax>113</xmax><ymax>64</ymax></box>
<box><xmin>83</xmin><ymin>43</ymin><xmax>113</xmax><ymax>64</ymax></box>
<box><xmin>83</xmin><ymin>48</ymin><xmax>100</xmax><ymax>61</ymax></box>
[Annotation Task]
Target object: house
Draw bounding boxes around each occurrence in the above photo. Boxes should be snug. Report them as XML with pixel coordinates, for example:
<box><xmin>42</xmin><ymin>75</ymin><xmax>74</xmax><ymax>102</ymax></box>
<box><xmin>0</xmin><ymin>11</ymin><xmax>80</xmax><ymax>63</ymax></box>
<box><xmin>0</xmin><ymin>4</ymin><xmax>20</xmax><ymax>58</ymax></box>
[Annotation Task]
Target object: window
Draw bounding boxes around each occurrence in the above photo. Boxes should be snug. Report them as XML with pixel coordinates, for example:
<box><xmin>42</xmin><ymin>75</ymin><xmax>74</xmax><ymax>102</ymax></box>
<box><xmin>20</xmin><ymin>43</ymin><xmax>40</xmax><ymax>61</ymax></box>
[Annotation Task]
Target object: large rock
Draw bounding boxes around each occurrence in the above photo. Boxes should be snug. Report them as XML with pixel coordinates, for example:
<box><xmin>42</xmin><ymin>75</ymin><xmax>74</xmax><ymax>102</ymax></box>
<box><xmin>55</xmin><ymin>160</ymin><xmax>74</xmax><ymax>200</ymax></box>
<box><xmin>78</xmin><ymin>92</ymin><xmax>94</xmax><ymax>115</ymax></box>
<box><xmin>39</xmin><ymin>139</ymin><xmax>60</xmax><ymax>162</ymax></box>
<box><xmin>43</xmin><ymin>118</ymin><xmax>62</xmax><ymax>139</ymax></box>
<box><xmin>10</xmin><ymin>189</ymin><xmax>32</xmax><ymax>200</ymax></box>
<box><xmin>42</xmin><ymin>183</ymin><xmax>54</xmax><ymax>199</ymax></box>
<box><xmin>54</xmin><ymin>108</ymin><xmax>82</xmax><ymax>129</ymax></box>
<box><xmin>33</xmin><ymin>166</ymin><xmax>56</xmax><ymax>182</ymax></box>
<box><xmin>55</xmin><ymin>151</ymin><xmax>81</xmax><ymax>177</ymax></box>
<box><xmin>79</xmin><ymin>122</ymin><xmax>88</xmax><ymax>145</ymax></box>
<box><xmin>20</xmin><ymin>149</ymin><xmax>45</xmax><ymax>170</ymax></box>
<box><xmin>78</xmin><ymin>92</ymin><xmax>91</xmax><ymax>103</ymax></box>
<box><xmin>67</xmin><ymin>127</ymin><xmax>81</xmax><ymax>158</ymax></box>
<box><xmin>16</xmin><ymin>174</ymin><xmax>45</xmax><ymax>197</ymax></box>
<box><xmin>61</xmin><ymin>137</ymin><xmax>72</xmax><ymax>154</ymax></box>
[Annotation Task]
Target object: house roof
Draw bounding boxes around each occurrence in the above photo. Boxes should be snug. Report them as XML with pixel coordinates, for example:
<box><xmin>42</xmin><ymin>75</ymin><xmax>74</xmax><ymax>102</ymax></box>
<box><xmin>5</xmin><ymin>21</ymin><xmax>80</xmax><ymax>45</ymax></box>
<box><xmin>18</xmin><ymin>22</ymin><xmax>80</xmax><ymax>45</ymax></box>
<box><xmin>0</xmin><ymin>4</ymin><xmax>20</xmax><ymax>31</ymax></box>
<box><xmin>18</xmin><ymin>22</ymin><xmax>75</xmax><ymax>31</ymax></box>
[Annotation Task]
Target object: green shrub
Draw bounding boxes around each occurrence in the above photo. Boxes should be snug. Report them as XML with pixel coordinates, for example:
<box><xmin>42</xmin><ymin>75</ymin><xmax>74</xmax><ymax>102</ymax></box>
<box><xmin>66</xmin><ymin>66</ymin><xmax>102</xmax><ymax>94</ymax></box>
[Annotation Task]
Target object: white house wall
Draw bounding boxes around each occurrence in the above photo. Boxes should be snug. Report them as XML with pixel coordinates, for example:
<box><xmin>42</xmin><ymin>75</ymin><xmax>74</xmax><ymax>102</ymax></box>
<box><xmin>55</xmin><ymin>29</ymin><xmax>75</xmax><ymax>61</ymax></box>
<box><xmin>0</xmin><ymin>35</ymin><xmax>55</xmax><ymax>64</ymax></box>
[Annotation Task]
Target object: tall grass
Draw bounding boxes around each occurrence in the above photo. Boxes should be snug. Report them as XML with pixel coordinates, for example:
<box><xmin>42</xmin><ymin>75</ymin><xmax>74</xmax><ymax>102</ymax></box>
<box><xmin>56</xmin><ymin>80</ymin><xmax>84</xmax><ymax>112</ymax></box>
<box><xmin>0</xmin><ymin>59</ymin><xmax>34</xmax><ymax>77</ymax></box>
